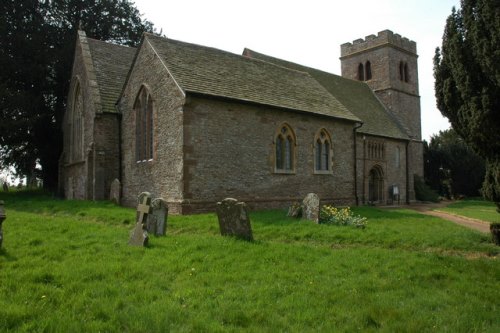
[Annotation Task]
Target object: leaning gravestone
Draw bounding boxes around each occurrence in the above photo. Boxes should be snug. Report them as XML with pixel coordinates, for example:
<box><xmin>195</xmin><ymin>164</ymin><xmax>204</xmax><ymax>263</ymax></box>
<box><xmin>128</xmin><ymin>192</ymin><xmax>151</xmax><ymax>246</ymax></box>
<box><xmin>287</xmin><ymin>202</ymin><xmax>302</xmax><ymax>218</ymax></box>
<box><xmin>216</xmin><ymin>198</ymin><xmax>253</xmax><ymax>241</ymax></box>
<box><xmin>302</xmin><ymin>193</ymin><xmax>320</xmax><ymax>223</ymax></box>
<box><xmin>146</xmin><ymin>198</ymin><xmax>168</xmax><ymax>236</ymax></box>
<box><xmin>109</xmin><ymin>178</ymin><xmax>121</xmax><ymax>204</ymax></box>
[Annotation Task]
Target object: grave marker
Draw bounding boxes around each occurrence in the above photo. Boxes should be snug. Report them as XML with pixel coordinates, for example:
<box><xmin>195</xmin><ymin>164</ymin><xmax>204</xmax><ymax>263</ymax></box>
<box><xmin>128</xmin><ymin>192</ymin><xmax>151</xmax><ymax>246</ymax></box>
<box><xmin>302</xmin><ymin>193</ymin><xmax>320</xmax><ymax>223</ymax></box>
<box><xmin>216</xmin><ymin>198</ymin><xmax>253</xmax><ymax>241</ymax></box>
<box><xmin>146</xmin><ymin>198</ymin><xmax>168</xmax><ymax>236</ymax></box>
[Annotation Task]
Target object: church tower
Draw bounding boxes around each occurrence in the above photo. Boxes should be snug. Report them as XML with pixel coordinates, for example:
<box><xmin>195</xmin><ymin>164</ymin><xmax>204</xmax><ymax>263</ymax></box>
<box><xmin>340</xmin><ymin>30</ymin><xmax>423</xmax><ymax>201</ymax></box>
<box><xmin>340</xmin><ymin>30</ymin><xmax>421</xmax><ymax>141</ymax></box>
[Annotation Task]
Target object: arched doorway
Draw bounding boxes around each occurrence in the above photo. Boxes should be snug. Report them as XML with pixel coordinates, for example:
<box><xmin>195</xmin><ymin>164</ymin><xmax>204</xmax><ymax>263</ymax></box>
<box><xmin>368</xmin><ymin>166</ymin><xmax>384</xmax><ymax>204</ymax></box>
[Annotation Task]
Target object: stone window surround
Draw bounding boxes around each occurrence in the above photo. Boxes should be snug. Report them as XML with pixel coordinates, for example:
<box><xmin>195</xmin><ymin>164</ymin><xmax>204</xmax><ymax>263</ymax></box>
<box><xmin>357</xmin><ymin>61</ymin><xmax>372</xmax><ymax>81</ymax></box>
<box><xmin>69</xmin><ymin>78</ymin><xmax>84</xmax><ymax>163</ymax></box>
<box><xmin>313</xmin><ymin>128</ymin><xmax>333</xmax><ymax>174</ymax></box>
<box><xmin>399</xmin><ymin>61</ymin><xmax>410</xmax><ymax>83</ymax></box>
<box><xmin>273</xmin><ymin>123</ymin><xmax>296</xmax><ymax>174</ymax></box>
<box><xmin>134</xmin><ymin>84</ymin><xmax>154</xmax><ymax>163</ymax></box>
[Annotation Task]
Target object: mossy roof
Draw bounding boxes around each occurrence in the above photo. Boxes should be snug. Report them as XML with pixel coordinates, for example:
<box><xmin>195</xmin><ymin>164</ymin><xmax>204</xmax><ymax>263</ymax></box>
<box><xmin>243</xmin><ymin>49</ymin><xmax>409</xmax><ymax>140</ymax></box>
<box><xmin>145</xmin><ymin>34</ymin><xmax>360</xmax><ymax>122</ymax></box>
<box><xmin>87</xmin><ymin>38</ymin><xmax>136</xmax><ymax>113</ymax></box>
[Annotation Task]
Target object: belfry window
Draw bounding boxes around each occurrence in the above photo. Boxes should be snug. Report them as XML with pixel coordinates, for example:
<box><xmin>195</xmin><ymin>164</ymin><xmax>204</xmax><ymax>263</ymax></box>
<box><xmin>358</xmin><ymin>63</ymin><xmax>365</xmax><ymax>81</ymax></box>
<box><xmin>400</xmin><ymin>61</ymin><xmax>410</xmax><ymax>82</ymax></box>
<box><xmin>314</xmin><ymin>129</ymin><xmax>332</xmax><ymax>172</ymax></box>
<box><xmin>365</xmin><ymin>61</ymin><xmax>372</xmax><ymax>80</ymax></box>
<box><xmin>134</xmin><ymin>86</ymin><xmax>154</xmax><ymax>162</ymax></box>
<box><xmin>275</xmin><ymin>124</ymin><xmax>296</xmax><ymax>172</ymax></box>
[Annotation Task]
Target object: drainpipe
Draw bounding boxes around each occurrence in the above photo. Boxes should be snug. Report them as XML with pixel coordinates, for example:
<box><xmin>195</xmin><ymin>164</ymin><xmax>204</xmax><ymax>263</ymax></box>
<box><xmin>405</xmin><ymin>140</ymin><xmax>410</xmax><ymax>204</ymax></box>
<box><xmin>353</xmin><ymin>122</ymin><xmax>363</xmax><ymax>206</ymax></box>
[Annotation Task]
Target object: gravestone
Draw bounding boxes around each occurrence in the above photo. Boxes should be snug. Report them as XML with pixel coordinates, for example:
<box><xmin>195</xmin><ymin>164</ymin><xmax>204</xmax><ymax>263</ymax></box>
<box><xmin>146</xmin><ymin>198</ymin><xmax>168</xmax><ymax>236</ymax></box>
<box><xmin>0</xmin><ymin>200</ymin><xmax>6</xmax><ymax>248</ymax></box>
<box><xmin>128</xmin><ymin>192</ymin><xmax>151</xmax><ymax>246</ymax></box>
<box><xmin>109</xmin><ymin>178</ymin><xmax>121</xmax><ymax>204</ymax></box>
<box><xmin>287</xmin><ymin>202</ymin><xmax>302</xmax><ymax>218</ymax></box>
<box><xmin>302</xmin><ymin>193</ymin><xmax>320</xmax><ymax>223</ymax></box>
<box><xmin>216</xmin><ymin>198</ymin><xmax>253</xmax><ymax>241</ymax></box>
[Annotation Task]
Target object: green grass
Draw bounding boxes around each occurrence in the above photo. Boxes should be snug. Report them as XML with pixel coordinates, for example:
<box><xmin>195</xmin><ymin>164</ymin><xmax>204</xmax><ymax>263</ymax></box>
<box><xmin>439</xmin><ymin>200</ymin><xmax>500</xmax><ymax>223</ymax></box>
<box><xmin>0</xmin><ymin>191</ymin><xmax>499</xmax><ymax>332</ymax></box>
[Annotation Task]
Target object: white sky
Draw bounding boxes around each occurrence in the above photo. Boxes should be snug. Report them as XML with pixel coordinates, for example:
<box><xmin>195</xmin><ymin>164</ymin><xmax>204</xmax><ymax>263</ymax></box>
<box><xmin>134</xmin><ymin>0</ymin><xmax>459</xmax><ymax>141</ymax></box>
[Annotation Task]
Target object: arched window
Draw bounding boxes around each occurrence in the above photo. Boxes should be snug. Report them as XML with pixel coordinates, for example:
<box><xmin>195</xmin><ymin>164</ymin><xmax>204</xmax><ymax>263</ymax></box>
<box><xmin>314</xmin><ymin>129</ymin><xmax>332</xmax><ymax>172</ymax></box>
<box><xmin>71</xmin><ymin>81</ymin><xmax>84</xmax><ymax>162</ymax></box>
<box><xmin>358</xmin><ymin>63</ymin><xmax>365</xmax><ymax>81</ymax></box>
<box><xmin>274</xmin><ymin>124</ymin><xmax>296</xmax><ymax>172</ymax></box>
<box><xmin>134</xmin><ymin>86</ymin><xmax>154</xmax><ymax>162</ymax></box>
<box><xmin>404</xmin><ymin>63</ymin><xmax>410</xmax><ymax>83</ymax></box>
<box><xmin>399</xmin><ymin>61</ymin><xmax>405</xmax><ymax>81</ymax></box>
<box><xmin>365</xmin><ymin>61</ymin><xmax>372</xmax><ymax>80</ymax></box>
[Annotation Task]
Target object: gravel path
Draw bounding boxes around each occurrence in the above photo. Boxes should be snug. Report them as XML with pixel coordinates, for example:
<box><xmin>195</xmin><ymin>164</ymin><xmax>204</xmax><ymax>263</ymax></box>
<box><xmin>402</xmin><ymin>201</ymin><xmax>491</xmax><ymax>233</ymax></box>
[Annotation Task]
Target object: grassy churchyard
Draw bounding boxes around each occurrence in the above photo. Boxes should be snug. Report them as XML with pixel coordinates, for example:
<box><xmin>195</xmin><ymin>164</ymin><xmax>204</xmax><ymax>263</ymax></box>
<box><xmin>0</xmin><ymin>191</ymin><xmax>499</xmax><ymax>332</ymax></box>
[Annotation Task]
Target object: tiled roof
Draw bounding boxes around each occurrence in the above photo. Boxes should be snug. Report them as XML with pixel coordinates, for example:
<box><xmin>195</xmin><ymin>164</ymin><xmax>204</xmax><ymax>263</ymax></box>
<box><xmin>87</xmin><ymin>38</ymin><xmax>136</xmax><ymax>113</ymax></box>
<box><xmin>243</xmin><ymin>49</ymin><xmax>409</xmax><ymax>140</ymax></box>
<box><xmin>145</xmin><ymin>34</ymin><xmax>360</xmax><ymax>122</ymax></box>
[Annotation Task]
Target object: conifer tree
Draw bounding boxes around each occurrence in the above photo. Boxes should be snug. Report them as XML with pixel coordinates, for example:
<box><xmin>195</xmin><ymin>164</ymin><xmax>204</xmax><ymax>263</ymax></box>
<box><xmin>0</xmin><ymin>0</ymin><xmax>154</xmax><ymax>189</ymax></box>
<box><xmin>434</xmin><ymin>0</ymin><xmax>500</xmax><ymax>210</ymax></box>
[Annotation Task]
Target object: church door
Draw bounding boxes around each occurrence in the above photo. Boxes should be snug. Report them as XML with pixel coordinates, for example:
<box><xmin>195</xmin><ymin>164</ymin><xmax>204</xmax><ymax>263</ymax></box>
<box><xmin>368</xmin><ymin>167</ymin><xmax>384</xmax><ymax>204</ymax></box>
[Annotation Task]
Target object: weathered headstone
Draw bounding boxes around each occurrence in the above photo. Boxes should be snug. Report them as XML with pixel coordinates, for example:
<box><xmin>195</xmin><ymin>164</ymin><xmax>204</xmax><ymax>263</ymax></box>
<box><xmin>128</xmin><ymin>192</ymin><xmax>151</xmax><ymax>246</ymax></box>
<box><xmin>109</xmin><ymin>178</ymin><xmax>121</xmax><ymax>204</ymax></box>
<box><xmin>302</xmin><ymin>193</ymin><xmax>320</xmax><ymax>223</ymax></box>
<box><xmin>146</xmin><ymin>198</ymin><xmax>168</xmax><ymax>236</ymax></box>
<box><xmin>287</xmin><ymin>202</ymin><xmax>302</xmax><ymax>218</ymax></box>
<box><xmin>216</xmin><ymin>198</ymin><xmax>253</xmax><ymax>241</ymax></box>
<box><xmin>0</xmin><ymin>200</ymin><xmax>6</xmax><ymax>248</ymax></box>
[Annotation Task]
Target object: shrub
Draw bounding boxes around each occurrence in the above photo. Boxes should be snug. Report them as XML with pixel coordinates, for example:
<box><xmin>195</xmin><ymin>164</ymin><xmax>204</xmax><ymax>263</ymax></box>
<box><xmin>319</xmin><ymin>205</ymin><xmax>367</xmax><ymax>228</ymax></box>
<box><xmin>414</xmin><ymin>174</ymin><xmax>440</xmax><ymax>202</ymax></box>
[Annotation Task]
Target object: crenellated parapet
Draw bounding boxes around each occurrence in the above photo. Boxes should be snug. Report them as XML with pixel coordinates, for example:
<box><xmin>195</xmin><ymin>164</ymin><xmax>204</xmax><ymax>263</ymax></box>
<box><xmin>341</xmin><ymin>30</ymin><xmax>417</xmax><ymax>58</ymax></box>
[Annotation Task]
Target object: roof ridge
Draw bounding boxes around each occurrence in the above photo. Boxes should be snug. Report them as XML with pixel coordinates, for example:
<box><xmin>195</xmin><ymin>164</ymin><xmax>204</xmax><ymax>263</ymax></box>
<box><xmin>243</xmin><ymin>48</ymin><xmax>370</xmax><ymax>87</ymax></box>
<box><xmin>86</xmin><ymin>36</ymin><xmax>136</xmax><ymax>50</ymax></box>
<box><xmin>147</xmin><ymin>34</ymin><xmax>316</xmax><ymax>78</ymax></box>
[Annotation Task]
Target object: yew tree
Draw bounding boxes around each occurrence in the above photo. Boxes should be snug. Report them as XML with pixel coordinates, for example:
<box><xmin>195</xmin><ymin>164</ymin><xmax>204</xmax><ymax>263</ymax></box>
<box><xmin>0</xmin><ymin>0</ymin><xmax>154</xmax><ymax>189</ymax></box>
<box><xmin>434</xmin><ymin>0</ymin><xmax>500</xmax><ymax>210</ymax></box>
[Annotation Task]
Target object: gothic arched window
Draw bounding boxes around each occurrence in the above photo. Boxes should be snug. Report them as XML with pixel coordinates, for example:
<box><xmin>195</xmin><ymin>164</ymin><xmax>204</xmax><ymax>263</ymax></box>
<box><xmin>404</xmin><ymin>63</ymin><xmax>410</xmax><ymax>83</ymax></box>
<box><xmin>71</xmin><ymin>81</ymin><xmax>84</xmax><ymax>162</ymax></box>
<box><xmin>275</xmin><ymin>124</ymin><xmax>296</xmax><ymax>172</ymax></box>
<box><xmin>314</xmin><ymin>129</ymin><xmax>332</xmax><ymax>172</ymax></box>
<box><xmin>358</xmin><ymin>63</ymin><xmax>365</xmax><ymax>81</ymax></box>
<box><xmin>399</xmin><ymin>61</ymin><xmax>405</xmax><ymax>81</ymax></box>
<box><xmin>134</xmin><ymin>86</ymin><xmax>154</xmax><ymax>162</ymax></box>
<box><xmin>365</xmin><ymin>61</ymin><xmax>372</xmax><ymax>80</ymax></box>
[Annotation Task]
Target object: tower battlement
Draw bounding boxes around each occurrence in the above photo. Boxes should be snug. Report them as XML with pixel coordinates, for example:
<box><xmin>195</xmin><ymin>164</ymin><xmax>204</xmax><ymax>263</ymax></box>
<box><xmin>340</xmin><ymin>30</ymin><xmax>417</xmax><ymax>58</ymax></box>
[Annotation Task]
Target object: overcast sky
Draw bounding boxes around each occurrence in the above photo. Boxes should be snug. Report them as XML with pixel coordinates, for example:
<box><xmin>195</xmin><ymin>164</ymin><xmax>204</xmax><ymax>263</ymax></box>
<box><xmin>134</xmin><ymin>0</ymin><xmax>459</xmax><ymax>140</ymax></box>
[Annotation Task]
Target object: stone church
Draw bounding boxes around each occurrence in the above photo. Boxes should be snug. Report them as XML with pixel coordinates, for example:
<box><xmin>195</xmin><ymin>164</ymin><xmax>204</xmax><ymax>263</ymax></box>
<box><xmin>59</xmin><ymin>29</ymin><xmax>423</xmax><ymax>214</ymax></box>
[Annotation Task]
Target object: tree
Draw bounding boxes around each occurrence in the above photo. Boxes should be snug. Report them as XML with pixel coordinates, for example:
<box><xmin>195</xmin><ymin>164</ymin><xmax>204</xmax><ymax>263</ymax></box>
<box><xmin>424</xmin><ymin>129</ymin><xmax>485</xmax><ymax>198</ymax></box>
<box><xmin>0</xmin><ymin>0</ymin><xmax>154</xmax><ymax>190</ymax></box>
<box><xmin>434</xmin><ymin>0</ymin><xmax>500</xmax><ymax>210</ymax></box>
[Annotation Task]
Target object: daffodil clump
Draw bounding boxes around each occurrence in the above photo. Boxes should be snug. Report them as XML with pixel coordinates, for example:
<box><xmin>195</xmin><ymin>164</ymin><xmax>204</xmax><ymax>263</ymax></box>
<box><xmin>319</xmin><ymin>205</ymin><xmax>367</xmax><ymax>228</ymax></box>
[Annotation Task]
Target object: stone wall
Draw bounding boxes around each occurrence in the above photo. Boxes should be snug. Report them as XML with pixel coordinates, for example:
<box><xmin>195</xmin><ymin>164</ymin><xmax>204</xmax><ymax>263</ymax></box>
<box><xmin>355</xmin><ymin>135</ymin><xmax>409</xmax><ymax>205</ymax></box>
<box><xmin>119</xmin><ymin>37</ymin><xmax>186</xmax><ymax>212</ymax></box>
<box><xmin>181</xmin><ymin>95</ymin><xmax>357</xmax><ymax>213</ymax></box>
<box><xmin>93</xmin><ymin>113</ymin><xmax>120</xmax><ymax>200</ymax></box>
<box><xmin>62</xmin><ymin>32</ymin><xmax>98</xmax><ymax>200</ymax></box>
